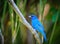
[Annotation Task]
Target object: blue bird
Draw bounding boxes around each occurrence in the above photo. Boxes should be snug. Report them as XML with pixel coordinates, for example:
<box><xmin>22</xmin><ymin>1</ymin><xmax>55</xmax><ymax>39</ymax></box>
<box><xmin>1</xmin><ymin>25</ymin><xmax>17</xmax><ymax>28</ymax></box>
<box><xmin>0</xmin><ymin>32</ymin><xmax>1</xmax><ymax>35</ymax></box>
<box><xmin>29</xmin><ymin>14</ymin><xmax>47</xmax><ymax>41</ymax></box>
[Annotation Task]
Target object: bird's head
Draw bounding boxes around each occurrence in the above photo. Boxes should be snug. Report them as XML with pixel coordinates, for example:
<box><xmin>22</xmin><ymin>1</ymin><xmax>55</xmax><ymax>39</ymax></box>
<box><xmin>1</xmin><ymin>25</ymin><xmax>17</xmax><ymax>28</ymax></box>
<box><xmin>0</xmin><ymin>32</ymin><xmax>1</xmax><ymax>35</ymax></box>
<box><xmin>28</xmin><ymin>14</ymin><xmax>37</xmax><ymax>20</ymax></box>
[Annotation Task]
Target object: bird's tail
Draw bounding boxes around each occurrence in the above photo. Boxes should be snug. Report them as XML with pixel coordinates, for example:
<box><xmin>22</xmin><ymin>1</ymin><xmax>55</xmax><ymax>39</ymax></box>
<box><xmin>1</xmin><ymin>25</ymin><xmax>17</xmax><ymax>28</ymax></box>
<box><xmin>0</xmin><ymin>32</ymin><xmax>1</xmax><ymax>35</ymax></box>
<box><xmin>42</xmin><ymin>32</ymin><xmax>47</xmax><ymax>41</ymax></box>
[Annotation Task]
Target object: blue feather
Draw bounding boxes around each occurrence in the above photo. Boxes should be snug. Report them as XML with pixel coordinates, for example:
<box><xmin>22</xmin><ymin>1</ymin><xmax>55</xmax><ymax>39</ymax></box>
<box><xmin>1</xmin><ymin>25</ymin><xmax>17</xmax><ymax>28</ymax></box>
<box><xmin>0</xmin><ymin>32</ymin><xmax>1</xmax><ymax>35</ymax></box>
<box><xmin>29</xmin><ymin>14</ymin><xmax>47</xmax><ymax>41</ymax></box>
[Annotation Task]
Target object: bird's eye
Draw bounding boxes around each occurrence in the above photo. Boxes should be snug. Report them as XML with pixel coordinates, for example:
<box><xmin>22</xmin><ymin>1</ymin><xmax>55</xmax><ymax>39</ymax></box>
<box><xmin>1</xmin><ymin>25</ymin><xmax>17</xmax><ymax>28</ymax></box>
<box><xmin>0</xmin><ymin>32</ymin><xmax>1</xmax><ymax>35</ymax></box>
<box><xmin>31</xmin><ymin>15</ymin><xmax>34</xmax><ymax>17</ymax></box>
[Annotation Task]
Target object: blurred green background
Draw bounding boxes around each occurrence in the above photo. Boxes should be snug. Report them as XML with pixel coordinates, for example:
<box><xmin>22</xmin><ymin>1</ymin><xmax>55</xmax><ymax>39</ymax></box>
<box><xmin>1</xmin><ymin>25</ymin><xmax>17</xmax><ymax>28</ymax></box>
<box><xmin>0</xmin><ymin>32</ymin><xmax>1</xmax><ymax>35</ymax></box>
<box><xmin>0</xmin><ymin>0</ymin><xmax>60</xmax><ymax>44</ymax></box>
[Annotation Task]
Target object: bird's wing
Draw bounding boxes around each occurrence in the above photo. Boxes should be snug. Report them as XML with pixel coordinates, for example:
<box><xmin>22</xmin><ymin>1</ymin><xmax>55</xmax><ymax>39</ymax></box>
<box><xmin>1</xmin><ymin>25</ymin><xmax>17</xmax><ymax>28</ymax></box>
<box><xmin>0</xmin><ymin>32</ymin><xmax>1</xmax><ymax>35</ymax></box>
<box><xmin>35</xmin><ymin>19</ymin><xmax>45</xmax><ymax>30</ymax></box>
<box><xmin>35</xmin><ymin>24</ymin><xmax>44</xmax><ymax>33</ymax></box>
<box><xmin>36</xmin><ymin>24</ymin><xmax>47</xmax><ymax>41</ymax></box>
<box><xmin>32</xmin><ymin>18</ymin><xmax>44</xmax><ymax>31</ymax></box>
<box><xmin>33</xmin><ymin>19</ymin><xmax>47</xmax><ymax>41</ymax></box>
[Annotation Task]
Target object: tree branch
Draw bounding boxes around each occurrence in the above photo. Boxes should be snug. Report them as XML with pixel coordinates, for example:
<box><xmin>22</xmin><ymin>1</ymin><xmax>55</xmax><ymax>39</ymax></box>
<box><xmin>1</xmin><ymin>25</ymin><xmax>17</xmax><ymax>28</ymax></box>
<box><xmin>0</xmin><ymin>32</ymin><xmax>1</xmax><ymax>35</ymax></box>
<box><xmin>8</xmin><ymin>0</ymin><xmax>42</xmax><ymax>44</ymax></box>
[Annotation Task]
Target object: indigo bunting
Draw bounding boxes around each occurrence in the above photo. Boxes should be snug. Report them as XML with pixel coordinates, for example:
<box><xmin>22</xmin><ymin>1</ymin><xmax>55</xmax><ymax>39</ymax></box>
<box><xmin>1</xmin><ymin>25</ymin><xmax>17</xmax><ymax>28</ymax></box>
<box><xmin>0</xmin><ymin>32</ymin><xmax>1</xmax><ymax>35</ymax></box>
<box><xmin>29</xmin><ymin>14</ymin><xmax>47</xmax><ymax>41</ymax></box>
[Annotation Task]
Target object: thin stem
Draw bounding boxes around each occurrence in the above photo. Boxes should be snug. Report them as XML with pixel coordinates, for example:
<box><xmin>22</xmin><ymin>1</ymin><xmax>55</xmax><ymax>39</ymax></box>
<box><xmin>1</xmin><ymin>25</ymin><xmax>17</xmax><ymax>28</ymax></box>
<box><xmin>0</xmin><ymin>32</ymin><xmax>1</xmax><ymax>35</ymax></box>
<box><xmin>1</xmin><ymin>1</ymin><xmax>7</xmax><ymax>32</ymax></box>
<box><xmin>9</xmin><ymin>3</ymin><xmax>14</xmax><ymax>44</ymax></box>
<box><xmin>49</xmin><ymin>11</ymin><xmax>59</xmax><ymax>44</ymax></box>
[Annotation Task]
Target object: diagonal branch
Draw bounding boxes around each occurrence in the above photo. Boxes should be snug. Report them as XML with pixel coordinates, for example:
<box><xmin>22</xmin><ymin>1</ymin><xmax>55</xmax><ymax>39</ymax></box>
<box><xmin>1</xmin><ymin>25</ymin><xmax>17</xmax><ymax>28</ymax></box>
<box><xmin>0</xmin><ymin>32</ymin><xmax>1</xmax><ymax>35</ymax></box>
<box><xmin>8</xmin><ymin>0</ymin><xmax>42</xmax><ymax>44</ymax></box>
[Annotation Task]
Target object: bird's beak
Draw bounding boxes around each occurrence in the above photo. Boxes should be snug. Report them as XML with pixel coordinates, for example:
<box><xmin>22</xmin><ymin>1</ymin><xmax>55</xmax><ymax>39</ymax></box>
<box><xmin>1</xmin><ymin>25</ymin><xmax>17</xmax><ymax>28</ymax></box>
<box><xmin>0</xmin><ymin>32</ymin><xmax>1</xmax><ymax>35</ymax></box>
<box><xmin>28</xmin><ymin>16</ymin><xmax>31</xmax><ymax>18</ymax></box>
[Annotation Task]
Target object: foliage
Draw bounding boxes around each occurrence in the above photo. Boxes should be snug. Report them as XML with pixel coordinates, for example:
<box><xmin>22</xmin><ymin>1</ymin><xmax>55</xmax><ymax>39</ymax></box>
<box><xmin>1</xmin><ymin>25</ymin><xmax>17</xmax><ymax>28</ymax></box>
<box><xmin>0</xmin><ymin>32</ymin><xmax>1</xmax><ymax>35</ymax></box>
<box><xmin>0</xmin><ymin>0</ymin><xmax>60</xmax><ymax>44</ymax></box>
